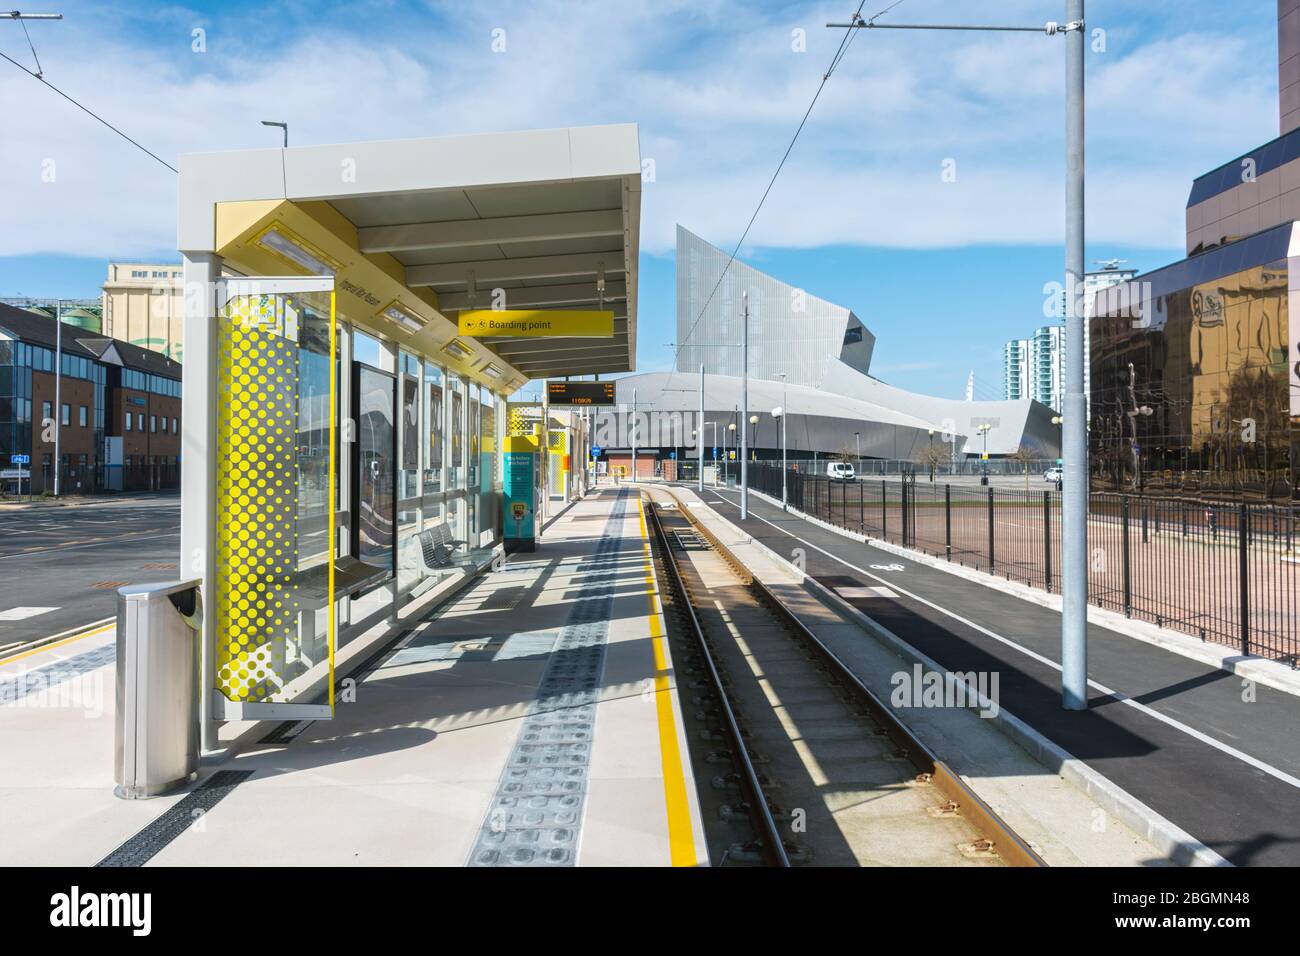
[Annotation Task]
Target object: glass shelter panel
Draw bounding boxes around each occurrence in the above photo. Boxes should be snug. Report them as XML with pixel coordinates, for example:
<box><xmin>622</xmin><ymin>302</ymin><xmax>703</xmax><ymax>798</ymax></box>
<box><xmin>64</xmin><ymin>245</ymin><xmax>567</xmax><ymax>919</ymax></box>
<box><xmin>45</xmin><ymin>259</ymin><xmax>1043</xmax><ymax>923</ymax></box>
<box><xmin>214</xmin><ymin>286</ymin><xmax>336</xmax><ymax>715</ymax></box>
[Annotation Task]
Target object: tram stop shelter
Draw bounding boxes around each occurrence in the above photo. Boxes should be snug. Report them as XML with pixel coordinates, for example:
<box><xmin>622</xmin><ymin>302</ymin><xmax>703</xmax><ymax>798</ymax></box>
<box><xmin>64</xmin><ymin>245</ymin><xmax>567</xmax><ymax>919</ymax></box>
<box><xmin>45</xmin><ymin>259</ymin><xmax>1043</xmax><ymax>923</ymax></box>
<box><xmin>177</xmin><ymin>124</ymin><xmax>642</xmax><ymax>750</ymax></box>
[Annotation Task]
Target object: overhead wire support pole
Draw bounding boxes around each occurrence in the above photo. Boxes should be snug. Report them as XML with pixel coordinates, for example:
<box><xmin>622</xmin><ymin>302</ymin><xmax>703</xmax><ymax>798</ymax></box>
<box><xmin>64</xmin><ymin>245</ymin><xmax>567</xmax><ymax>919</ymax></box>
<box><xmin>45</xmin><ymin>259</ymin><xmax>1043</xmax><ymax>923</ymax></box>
<box><xmin>826</xmin><ymin>3</ymin><xmax>1088</xmax><ymax>711</ymax></box>
<box><xmin>53</xmin><ymin>297</ymin><xmax>61</xmax><ymax>496</ymax></box>
<box><xmin>740</xmin><ymin>290</ymin><xmax>749</xmax><ymax>521</ymax></box>
<box><xmin>698</xmin><ymin>363</ymin><xmax>705</xmax><ymax>494</ymax></box>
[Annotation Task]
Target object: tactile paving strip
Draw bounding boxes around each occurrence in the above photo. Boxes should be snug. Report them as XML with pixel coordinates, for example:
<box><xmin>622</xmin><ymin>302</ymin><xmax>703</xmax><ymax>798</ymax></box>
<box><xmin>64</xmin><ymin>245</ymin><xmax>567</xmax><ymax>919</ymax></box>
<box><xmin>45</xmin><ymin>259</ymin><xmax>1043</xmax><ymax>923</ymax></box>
<box><xmin>95</xmin><ymin>770</ymin><xmax>255</xmax><ymax>867</ymax></box>
<box><xmin>0</xmin><ymin>645</ymin><xmax>116</xmax><ymax>704</ymax></box>
<box><xmin>467</xmin><ymin>489</ymin><xmax>628</xmax><ymax>867</ymax></box>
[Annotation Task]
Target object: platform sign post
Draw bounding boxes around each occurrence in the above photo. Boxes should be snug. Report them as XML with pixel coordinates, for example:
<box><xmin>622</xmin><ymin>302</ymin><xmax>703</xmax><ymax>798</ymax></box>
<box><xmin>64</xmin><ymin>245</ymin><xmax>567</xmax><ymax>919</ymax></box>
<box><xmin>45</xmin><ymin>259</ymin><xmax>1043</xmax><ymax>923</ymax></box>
<box><xmin>504</xmin><ymin>435</ymin><xmax>539</xmax><ymax>553</ymax></box>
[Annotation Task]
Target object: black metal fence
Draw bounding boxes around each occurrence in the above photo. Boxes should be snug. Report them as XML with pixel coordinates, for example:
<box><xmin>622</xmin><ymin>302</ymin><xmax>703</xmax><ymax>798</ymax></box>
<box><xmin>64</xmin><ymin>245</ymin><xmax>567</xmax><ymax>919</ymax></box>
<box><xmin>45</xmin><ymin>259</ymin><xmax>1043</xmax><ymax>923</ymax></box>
<box><xmin>748</xmin><ymin>462</ymin><xmax>1299</xmax><ymax>663</ymax></box>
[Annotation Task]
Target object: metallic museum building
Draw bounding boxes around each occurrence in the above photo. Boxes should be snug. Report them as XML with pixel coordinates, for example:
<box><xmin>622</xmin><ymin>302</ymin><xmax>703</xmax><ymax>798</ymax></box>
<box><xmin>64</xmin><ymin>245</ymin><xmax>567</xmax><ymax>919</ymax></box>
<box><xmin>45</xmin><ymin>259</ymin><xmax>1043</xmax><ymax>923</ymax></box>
<box><xmin>595</xmin><ymin>226</ymin><xmax>1061</xmax><ymax>466</ymax></box>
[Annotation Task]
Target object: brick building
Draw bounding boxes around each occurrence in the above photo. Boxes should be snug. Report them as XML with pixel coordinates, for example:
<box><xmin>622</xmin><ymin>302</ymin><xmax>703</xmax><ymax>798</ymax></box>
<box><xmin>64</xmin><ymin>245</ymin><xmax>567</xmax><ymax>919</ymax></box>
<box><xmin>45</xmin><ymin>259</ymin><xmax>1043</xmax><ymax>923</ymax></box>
<box><xmin>0</xmin><ymin>302</ymin><xmax>181</xmax><ymax>494</ymax></box>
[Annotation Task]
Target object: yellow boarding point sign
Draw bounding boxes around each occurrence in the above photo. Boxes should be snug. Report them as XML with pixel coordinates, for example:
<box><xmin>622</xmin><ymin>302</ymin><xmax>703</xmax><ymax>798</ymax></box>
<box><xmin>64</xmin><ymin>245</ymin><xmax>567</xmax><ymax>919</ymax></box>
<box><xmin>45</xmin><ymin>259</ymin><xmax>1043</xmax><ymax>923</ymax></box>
<box><xmin>458</xmin><ymin>309</ymin><xmax>615</xmax><ymax>338</ymax></box>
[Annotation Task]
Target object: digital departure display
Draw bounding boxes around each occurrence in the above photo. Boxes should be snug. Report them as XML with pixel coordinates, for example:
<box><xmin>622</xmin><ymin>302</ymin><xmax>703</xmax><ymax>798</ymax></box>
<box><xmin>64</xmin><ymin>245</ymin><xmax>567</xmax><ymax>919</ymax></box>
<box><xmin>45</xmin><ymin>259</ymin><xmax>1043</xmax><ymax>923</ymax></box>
<box><xmin>547</xmin><ymin>381</ymin><xmax>616</xmax><ymax>406</ymax></box>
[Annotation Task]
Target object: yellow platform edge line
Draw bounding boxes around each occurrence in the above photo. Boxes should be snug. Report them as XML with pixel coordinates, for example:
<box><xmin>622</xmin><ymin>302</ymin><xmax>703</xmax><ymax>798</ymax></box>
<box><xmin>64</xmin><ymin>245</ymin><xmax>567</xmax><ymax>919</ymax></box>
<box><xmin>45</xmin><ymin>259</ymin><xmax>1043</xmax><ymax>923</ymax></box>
<box><xmin>636</xmin><ymin>493</ymin><xmax>699</xmax><ymax>867</ymax></box>
<box><xmin>0</xmin><ymin>622</ymin><xmax>115</xmax><ymax>667</ymax></box>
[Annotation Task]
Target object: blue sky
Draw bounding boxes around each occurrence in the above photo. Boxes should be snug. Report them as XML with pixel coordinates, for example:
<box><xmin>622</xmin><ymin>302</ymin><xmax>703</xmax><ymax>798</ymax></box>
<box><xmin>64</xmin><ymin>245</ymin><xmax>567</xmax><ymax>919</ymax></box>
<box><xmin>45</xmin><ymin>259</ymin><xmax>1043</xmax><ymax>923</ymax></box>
<box><xmin>0</xmin><ymin>1</ymin><xmax>1282</xmax><ymax>399</ymax></box>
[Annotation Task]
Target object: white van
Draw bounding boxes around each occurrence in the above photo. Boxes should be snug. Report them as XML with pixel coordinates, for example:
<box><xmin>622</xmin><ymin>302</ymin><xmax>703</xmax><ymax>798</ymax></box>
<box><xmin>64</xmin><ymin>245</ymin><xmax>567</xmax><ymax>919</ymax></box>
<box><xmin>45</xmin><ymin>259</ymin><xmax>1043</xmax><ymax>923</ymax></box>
<box><xmin>827</xmin><ymin>461</ymin><xmax>856</xmax><ymax>482</ymax></box>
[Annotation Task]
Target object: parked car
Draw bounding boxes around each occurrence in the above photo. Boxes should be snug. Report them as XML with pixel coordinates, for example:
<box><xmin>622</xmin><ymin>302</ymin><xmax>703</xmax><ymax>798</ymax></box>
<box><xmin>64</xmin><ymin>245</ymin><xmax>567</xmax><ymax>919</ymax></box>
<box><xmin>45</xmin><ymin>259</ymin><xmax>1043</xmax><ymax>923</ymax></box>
<box><xmin>827</xmin><ymin>461</ymin><xmax>857</xmax><ymax>482</ymax></box>
<box><xmin>1043</xmin><ymin>467</ymin><xmax>1063</xmax><ymax>483</ymax></box>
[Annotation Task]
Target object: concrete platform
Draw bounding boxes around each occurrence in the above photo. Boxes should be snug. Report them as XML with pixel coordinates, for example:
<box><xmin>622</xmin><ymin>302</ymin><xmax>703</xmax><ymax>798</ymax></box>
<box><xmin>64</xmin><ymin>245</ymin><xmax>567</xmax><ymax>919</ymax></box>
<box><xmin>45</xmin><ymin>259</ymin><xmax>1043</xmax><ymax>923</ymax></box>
<box><xmin>7</xmin><ymin>486</ymin><xmax>706</xmax><ymax>867</ymax></box>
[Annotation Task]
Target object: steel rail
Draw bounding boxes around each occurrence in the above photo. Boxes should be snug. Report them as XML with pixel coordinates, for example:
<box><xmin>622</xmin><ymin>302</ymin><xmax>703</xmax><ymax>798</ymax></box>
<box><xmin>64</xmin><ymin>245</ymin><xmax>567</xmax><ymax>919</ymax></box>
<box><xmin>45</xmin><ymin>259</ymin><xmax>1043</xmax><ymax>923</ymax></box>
<box><xmin>644</xmin><ymin>493</ymin><xmax>791</xmax><ymax>867</ymax></box>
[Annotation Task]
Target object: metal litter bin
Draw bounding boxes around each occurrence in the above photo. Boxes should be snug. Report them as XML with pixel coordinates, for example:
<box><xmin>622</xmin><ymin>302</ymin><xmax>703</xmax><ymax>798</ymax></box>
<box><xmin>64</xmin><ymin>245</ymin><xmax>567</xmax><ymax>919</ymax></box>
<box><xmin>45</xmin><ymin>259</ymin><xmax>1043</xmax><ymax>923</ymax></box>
<box><xmin>114</xmin><ymin>580</ymin><xmax>202</xmax><ymax>799</ymax></box>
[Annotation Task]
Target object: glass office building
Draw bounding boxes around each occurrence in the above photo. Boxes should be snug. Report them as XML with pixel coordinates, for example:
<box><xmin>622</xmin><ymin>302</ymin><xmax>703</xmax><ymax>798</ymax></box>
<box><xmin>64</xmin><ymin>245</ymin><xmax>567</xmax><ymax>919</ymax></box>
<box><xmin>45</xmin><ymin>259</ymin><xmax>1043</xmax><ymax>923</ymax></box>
<box><xmin>1090</xmin><ymin>222</ymin><xmax>1299</xmax><ymax>500</ymax></box>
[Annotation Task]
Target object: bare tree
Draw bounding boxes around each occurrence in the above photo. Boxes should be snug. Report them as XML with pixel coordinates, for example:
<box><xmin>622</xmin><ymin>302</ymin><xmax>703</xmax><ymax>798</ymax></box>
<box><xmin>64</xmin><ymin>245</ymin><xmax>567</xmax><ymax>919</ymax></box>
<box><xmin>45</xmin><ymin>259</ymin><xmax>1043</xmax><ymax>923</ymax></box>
<box><xmin>915</xmin><ymin>443</ymin><xmax>947</xmax><ymax>483</ymax></box>
<box><xmin>1009</xmin><ymin>445</ymin><xmax>1036</xmax><ymax>490</ymax></box>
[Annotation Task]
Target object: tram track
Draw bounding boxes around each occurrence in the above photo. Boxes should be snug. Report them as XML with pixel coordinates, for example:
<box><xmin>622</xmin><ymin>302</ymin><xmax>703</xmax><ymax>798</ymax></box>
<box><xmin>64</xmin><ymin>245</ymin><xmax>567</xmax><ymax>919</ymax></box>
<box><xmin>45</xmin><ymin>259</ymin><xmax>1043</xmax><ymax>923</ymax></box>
<box><xmin>644</xmin><ymin>486</ymin><xmax>1045</xmax><ymax>868</ymax></box>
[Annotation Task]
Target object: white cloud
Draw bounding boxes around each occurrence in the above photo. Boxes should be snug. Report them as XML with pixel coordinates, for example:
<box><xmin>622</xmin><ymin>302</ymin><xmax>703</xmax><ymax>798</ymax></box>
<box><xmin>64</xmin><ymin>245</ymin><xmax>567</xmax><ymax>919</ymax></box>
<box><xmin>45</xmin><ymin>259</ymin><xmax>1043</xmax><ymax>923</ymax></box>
<box><xmin>0</xmin><ymin>0</ymin><xmax>1279</xmax><ymax>260</ymax></box>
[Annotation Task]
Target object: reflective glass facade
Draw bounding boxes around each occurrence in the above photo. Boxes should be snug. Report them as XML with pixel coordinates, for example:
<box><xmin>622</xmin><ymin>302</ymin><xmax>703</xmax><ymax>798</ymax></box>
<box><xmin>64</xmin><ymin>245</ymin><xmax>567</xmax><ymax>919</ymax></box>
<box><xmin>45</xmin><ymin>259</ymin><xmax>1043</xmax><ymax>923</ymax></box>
<box><xmin>0</xmin><ymin>335</ymin><xmax>127</xmax><ymax>492</ymax></box>
<box><xmin>1091</xmin><ymin>226</ymin><xmax>1298</xmax><ymax>500</ymax></box>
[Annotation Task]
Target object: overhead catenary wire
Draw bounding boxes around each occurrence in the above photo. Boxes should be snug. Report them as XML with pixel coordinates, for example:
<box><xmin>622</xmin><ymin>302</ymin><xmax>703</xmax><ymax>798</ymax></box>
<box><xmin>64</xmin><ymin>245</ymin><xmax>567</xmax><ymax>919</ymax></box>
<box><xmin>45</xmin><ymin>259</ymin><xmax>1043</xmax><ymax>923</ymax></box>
<box><xmin>660</xmin><ymin>0</ymin><xmax>907</xmax><ymax>402</ymax></box>
<box><xmin>0</xmin><ymin>43</ymin><xmax>178</xmax><ymax>174</ymax></box>
<box><xmin>17</xmin><ymin>17</ymin><xmax>43</xmax><ymax>77</ymax></box>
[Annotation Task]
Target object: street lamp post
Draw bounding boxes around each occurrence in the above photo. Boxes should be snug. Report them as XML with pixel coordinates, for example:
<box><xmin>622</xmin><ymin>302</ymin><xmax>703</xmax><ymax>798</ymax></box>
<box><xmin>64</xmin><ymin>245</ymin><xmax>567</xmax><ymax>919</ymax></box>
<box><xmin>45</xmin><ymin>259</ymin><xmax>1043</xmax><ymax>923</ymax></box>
<box><xmin>698</xmin><ymin>363</ymin><xmax>705</xmax><ymax>493</ymax></box>
<box><xmin>727</xmin><ymin>422</ymin><xmax>736</xmax><ymax>487</ymax></box>
<box><xmin>1052</xmin><ymin>416</ymin><xmax>1065</xmax><ymax>490</ymax></box>
<box><xmin>706</xmin><ymin>421</ymin><xmax>719</xmax><ymax>485</ymax></box>
<box><xmin>978</xmin><ymin>423</ymin><xmax>991</xmax><ymax>486</ymax></box>
<box><xmin>779</xmin><ymin>372</ymin><xmax>788</xmax><ymax>509</ymax></box>
<box><xmin>721</xmin><ymin>423</ymin><xmax>727</xmax><ymax>485</ymax></box>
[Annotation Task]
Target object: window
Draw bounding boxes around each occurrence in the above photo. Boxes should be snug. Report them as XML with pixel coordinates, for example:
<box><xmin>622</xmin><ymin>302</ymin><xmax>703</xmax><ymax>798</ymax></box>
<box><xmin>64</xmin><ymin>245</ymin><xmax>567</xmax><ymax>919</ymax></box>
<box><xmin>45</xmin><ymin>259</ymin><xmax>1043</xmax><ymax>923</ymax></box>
<box><xmin>60</xmin><ymin>404</ymin><xmax>69</xmax><ymax>426</ymax></box>
<box><xmin>160</xmin><ymin>416</ymin><xmax>167</xmax><ymax>433</ymax></box>
<box><xmin>125</xmin><ymin>411</ymin><xmax>132</xmax><ymax>431</ymax></box>
<box><xmin>150</xmin><ymin>415</ymin><xmax>157</xmax><ymax>433</ymax></box>
<box><xmin>78</xmin><ymin>405</ymin><xmax>87</xmax><ymax>427</ymax></box>
<box><xmin>137</xmin><ymin>413</ymin><xmax>144</xmax><ymax>432</ymax></box>
<box><xmin>171</xmin><ymin>417</ymin><xmax>177</xmax><ymax>434</ymax></box>
<box><xmin>41</xmin><ymin>400</ymin><xmax>52</xmax><ymax>424</ymax></box>
<box><xmin>424</xmin><ymin>361</ymin><xmax>443</xmax><ymax>495</ymax></box>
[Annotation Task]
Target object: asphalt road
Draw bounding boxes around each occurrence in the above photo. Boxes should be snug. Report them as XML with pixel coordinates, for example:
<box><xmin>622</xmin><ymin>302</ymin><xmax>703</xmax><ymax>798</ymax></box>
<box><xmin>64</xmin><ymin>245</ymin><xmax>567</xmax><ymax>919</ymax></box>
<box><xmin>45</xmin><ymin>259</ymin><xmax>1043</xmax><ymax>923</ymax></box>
<box><xmin>0</xmin><ymin>494</ymin><xmax>180</xmax><ymax>648</ymax></box>
<box><xmin>697</xmin><ymin>482</ymin><xmax>1300</xmax><ymax>867</ymax></box>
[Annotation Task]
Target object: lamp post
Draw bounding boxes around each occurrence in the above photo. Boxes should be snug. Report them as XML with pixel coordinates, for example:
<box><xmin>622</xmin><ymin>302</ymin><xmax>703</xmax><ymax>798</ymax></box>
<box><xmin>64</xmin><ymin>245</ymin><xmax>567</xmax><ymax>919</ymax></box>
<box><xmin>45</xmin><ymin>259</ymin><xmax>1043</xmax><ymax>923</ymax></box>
<box><xmin>698</xmin><ymin>362</ymin><xmax>705</xmax><ymax>493</ymax></box>
<box><xmin>978</xmin><ymin>423</ymin><xmax>991</xmax><ymax>486</ymax></box>
<box><xmin>1052</xmin><ymin>416</ymin><xmax>1065</xmax><ymax>490</ymax></box>
<box><xmin>749</xmin><ymin>414</ymin><xmax>759</xmax><ymax>461</ymax></box>
<box><xmin>779</xmin><ymin>372</ymin><xmax>788</xmax><ymax>509</ymax></box>
<box><xmin>260</xmin><ymin>120</ymin><xmax>288</xmax><ymax>147</ymax></box>
<box><xmin>927</xmin><ymin>429</ymin><xmax>935</xmax><ymax>482</ymax></box>
<box><xmin>1127</xmin><ymin>405</ymin><xmax>1154</xmax><ymax>491</ymax></box>
<box><xmin>727</xmin><ymin>421</ymin><xmax>737</xmax><ymax>487</ymax></box>
<box><xmin>705</xmin><ymin>421</ymin><xmax>719</xmax><ymax>486</ymax></box>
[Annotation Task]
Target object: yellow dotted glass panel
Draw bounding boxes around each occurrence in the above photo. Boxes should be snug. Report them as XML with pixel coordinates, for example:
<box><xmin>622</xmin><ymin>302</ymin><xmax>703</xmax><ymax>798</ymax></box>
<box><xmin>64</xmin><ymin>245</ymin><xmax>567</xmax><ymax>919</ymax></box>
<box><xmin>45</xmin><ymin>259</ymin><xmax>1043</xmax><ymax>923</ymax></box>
<box><xmin>215</xmin><ymin>292</ymin><xmax>335</xmax><ymax>707</ymax></box>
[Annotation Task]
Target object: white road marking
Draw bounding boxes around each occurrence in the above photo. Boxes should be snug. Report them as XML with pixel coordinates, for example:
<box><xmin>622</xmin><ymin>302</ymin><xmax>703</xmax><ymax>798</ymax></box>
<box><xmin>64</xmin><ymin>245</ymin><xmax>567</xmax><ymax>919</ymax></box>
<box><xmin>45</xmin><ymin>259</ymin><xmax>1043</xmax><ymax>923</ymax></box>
<box><xmin>836</xmin><ymin>586</ymin><xmax>897</xmax><ymax>599</ymax></box>
<box><xmin>0</xmin><ymin>606</ymin><xmax>60</xmax><ymax>621</ymax></box>
<box><xmin>705</xmin><ymin>487</ymin><xmax>1300</xmax><ymax>792</ymax></box>
<box><xmin>0</xmin><ymin>530</ymin><xmax>179</xmax><ymax>560</ymax></box>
